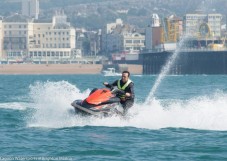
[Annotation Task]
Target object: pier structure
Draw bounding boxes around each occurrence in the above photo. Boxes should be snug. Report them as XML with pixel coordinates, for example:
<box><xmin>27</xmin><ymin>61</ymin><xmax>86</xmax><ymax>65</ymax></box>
<box><xmin>142</xmin><ymin>50</ymin><xmax>227</xmax><ymax>75</ymax></box>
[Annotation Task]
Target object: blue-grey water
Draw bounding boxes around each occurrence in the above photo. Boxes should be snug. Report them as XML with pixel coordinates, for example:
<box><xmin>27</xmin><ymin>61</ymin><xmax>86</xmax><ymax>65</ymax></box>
<box><xmin>1</xmin><ymin>74</ymin><xmax>227</xmax><ymax>160</ymax></box>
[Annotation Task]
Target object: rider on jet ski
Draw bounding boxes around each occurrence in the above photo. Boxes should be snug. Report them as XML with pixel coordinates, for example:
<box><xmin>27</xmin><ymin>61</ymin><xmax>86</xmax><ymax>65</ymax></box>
<box><xmin>103</xmin><ymin>71</ymin><xmax>135</xmax><ymax>115</ymax></box>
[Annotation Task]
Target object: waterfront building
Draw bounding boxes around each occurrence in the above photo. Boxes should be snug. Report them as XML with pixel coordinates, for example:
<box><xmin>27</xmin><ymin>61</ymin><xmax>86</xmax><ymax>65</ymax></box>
<box><xmin>101</xmin><ymin>18</ymin><xmax>144</xmax><ymax>56</ymax></box>
<box><xmin>184</xmin><ymin>13</ymin><xmax>222</xmax><ymax>39</ymax></box>
<box><xmin>145</xmin><ymin>14</ymin><xmax>182</xmax><ymax>52</ymax></box>
<box><xmin>0</xmin><ymin>13</ymin><xmax>76</xmax><ymax>63</ymax></box>
<box><xmin>122</xmin><ymin>32</ymin><xmax>145</xmax><ymax>53</ymax></box>
<box><xmin>101</xmin><ymin>19</ymin><xmax>124</xmax><ymax>55</ymax></box>
<box><xmin>0</xmin><ymin>18</ymin><xmax>2</xmax><ymax>58</ymax></box>
<box><xmin>29</xmin><ymin>12</ymin><xmax>76</xmax><ymax>63</ymax></box>
<box><xmin>145</xmin><ymin>14</ymin><xmax>161</xmax><ymax>51</ymax></box>
<box><xmin>163</xmin><ymin>15</ymin><xmax>183</xmax><ymax>43</ymax></box>
<box><xmin>76</xmin><ymin>28</ymin><xmax>101</xmax><ymax>57</ymax></box>
<box><xmin>22</xmin><ymin>0</ymin><xmax>39</xmax><ymax>20</ymax></box>
<box><xmin>2</xmin><ymin>14</ymin><xmax>32</xmax><ymax>62</ymax></box>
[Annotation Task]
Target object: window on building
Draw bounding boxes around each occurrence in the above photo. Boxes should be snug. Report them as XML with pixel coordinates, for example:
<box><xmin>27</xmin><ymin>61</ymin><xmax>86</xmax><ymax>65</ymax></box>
<box><xmin>126</xmin><ymin>40</ymin><xmax>132</xmax><ymax>43</ymax></box>
<box><xmin>133</xmin><ymin>40</ymin><xmax>140</xmax><ymax>44</ymax></box>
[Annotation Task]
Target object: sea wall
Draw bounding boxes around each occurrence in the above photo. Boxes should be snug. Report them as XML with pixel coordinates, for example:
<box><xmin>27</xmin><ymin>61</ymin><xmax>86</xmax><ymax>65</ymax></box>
<box><xmin>0</xmin><ymin>64</ymin><xmax>103</xmax><ymax>74</ymax></box>
<box><xmin>0</xmin><ymin>64</ymin><xmax>143</xmax><ymax>75</ymax></box>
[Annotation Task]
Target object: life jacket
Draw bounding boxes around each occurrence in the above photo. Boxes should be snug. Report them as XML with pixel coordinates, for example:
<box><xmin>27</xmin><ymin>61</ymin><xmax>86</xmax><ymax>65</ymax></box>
<box><xmin>117</xmin><ymin>79</ymin><xmax>132</xmax><ymax>99</ymax></box>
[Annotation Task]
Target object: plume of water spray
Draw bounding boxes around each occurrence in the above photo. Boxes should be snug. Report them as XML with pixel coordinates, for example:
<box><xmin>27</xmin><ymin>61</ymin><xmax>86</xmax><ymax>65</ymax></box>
<box><xmin>145</xmin><ymin>36</ymin><xmax>188</xmax><ymax>104</ymax></box>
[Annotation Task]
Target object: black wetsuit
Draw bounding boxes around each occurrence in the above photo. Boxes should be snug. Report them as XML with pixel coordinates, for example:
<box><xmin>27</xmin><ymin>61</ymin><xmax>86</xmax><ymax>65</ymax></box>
<box><xmin>106</xmin><ymin>80</ymin><xmax>135</xmax><ymax>114</ymax></box>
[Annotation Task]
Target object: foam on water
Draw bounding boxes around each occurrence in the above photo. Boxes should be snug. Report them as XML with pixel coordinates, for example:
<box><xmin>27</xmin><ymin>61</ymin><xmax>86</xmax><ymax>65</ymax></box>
<box><xmin>27</xmin><ymin>81</ymin><xmax>227</xmax><ymax>131</ymax></box>
<box><xmin>0</xmin><ymin>102</ymin><xmax>29</xmax><ymax>110</ymax></box>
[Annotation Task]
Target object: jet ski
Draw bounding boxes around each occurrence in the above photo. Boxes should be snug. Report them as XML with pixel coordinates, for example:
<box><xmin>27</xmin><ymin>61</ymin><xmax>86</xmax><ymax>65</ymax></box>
<box><xmin>71</xmin><ymin>87</ymin><xmax>125</xmax><ymax>117</ymax></box>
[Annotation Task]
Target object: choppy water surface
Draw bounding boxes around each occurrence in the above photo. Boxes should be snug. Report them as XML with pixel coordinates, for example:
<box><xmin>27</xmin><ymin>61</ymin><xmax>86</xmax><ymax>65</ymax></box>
<box><xmin>1</xmin><ymin>75</ymin><xmax>227</xmax><ymax>160</ymax></box>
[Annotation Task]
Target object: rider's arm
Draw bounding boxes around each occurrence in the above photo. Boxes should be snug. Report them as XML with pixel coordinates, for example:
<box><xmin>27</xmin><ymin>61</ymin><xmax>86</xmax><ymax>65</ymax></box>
<box><xmin>103</xmin><ymin>80</ymin><xmax>118</xmax><ymax>89</ymax></box>
<box><xmin>126</xmin><ymin>82</ymin><xmax>135</xmax><ymax>99</ymax></box>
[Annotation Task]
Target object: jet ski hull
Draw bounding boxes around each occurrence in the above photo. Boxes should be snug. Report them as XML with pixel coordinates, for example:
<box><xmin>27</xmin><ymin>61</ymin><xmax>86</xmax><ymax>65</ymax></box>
<box><xmin>71</xmin><ymin>100</ymin><xmax>123</xmax><ymax>117</ymax></box>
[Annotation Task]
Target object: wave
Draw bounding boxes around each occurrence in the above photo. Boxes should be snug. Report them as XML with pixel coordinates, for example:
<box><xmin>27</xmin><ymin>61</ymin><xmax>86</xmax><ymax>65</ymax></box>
<box><xmin>0</xmin><ymin>102</ymin><xmax>29</xmax><ymax>110</ymax></box>
<box><xmin>26</xmin><ymin>81</ymin><xmax>227</xmax><ymax>131</ymax></box>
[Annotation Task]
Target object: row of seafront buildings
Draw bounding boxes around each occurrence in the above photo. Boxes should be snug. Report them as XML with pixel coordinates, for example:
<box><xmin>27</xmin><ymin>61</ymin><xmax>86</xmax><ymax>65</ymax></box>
<box><xmin>143</xmin><ymin>12</ymin><xmax>227</xmax><ymax>75</ymax></box>
<box><xmin>0</xmin><ymin>1</ymin><xmax>225</xmax><ymax>65</ymax></box>
<box><xmin>0</xmin><ymin>13</ymin><xmax>77</xmax><ymax>64</ymax></box>
<box><xmin>102</xmin><ymin>11</ymin><xmax>224</xmax><ymax>64</ymax></box>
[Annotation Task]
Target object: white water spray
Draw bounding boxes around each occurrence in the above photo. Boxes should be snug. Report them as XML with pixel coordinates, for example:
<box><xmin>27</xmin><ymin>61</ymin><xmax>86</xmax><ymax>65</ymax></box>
<box><xmin>26</xmin><ymin>81</ymin><xmax>227</xmax><ymax>131</ymax></box>
<box><xmin>145</xmin><ymin>36</ymin><xmax>188</xmax><ymax>104</ymax></box>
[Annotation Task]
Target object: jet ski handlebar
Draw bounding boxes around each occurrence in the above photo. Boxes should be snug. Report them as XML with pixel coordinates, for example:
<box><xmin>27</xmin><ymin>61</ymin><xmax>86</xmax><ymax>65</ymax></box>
<box><xmin>103</xmin><ymin>83</ymin><xmax>125</xmax><ymax>95</ymax></box>
<box><xmin>110</xmin><ymin>86</ymin><xmax>125</xmax><ymax>95</ymax></box>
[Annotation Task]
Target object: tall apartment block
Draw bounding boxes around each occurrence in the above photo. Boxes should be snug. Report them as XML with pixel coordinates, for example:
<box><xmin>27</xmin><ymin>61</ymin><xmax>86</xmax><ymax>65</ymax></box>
<box><xmin>22</xmin><ymin>0</ymin><xmax>39</xmax><ymax>19</ymax></box>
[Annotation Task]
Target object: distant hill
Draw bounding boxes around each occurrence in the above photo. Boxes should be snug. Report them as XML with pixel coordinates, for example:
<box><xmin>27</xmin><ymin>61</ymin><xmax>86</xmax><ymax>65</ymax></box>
<box><xmin>0</xmin><ymin>0</ymin><xmax>226</xmax><ymax>30</ymax></box>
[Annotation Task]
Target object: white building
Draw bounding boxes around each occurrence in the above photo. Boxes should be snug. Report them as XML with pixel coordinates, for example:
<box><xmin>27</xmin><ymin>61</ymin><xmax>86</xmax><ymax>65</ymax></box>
<box><xmin>184</xmin><ymin>13</ymin><xmax>222</xmax><ymax>38</ymax></box>
<box><xmin>0</xmin><ymin>13</ymin><xmax>76</xmax><ymax>62</ymax></box>
<box><xmin>2</xmin><ymin>14</ymin><xmax>32</xmax><ymax>61</ymax></box>
<box><xmin>29</xmin><ymin>13</ymin><xmax>76</xmax><ymax>62</ymax></box>
<box><xmin>0</xmin><ymin>18</ymin><xmax>2</xmax><ymax>59</ymax></box>
<box><xmin>102</xmin><ymin>18</ymin><xmax>143</xmax><ymax>55</ymax></box>
<box><xmin>22</xmin><ymin>0</ymin><xmax>39</xmax><ymax>19</ymax></box>
<box><xmin>122</xmin><ymin>32</ymin><xmax>145</xmax><ymax>53</ymax></box>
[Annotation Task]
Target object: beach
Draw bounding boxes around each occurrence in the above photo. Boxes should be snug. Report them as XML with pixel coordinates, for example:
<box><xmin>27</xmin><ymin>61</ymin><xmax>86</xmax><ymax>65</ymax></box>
<box><xmin>0</xmin><ymin>64</ymin><xmax>143</xmax><ymax>74</ymax></box>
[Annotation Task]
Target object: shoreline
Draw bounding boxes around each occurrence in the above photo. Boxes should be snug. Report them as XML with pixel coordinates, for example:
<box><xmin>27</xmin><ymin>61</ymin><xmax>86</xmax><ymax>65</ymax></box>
<box><xmin>0</xmin><ymin>64</ymin><xmax>142</xmax><ymax>75</ymax></box>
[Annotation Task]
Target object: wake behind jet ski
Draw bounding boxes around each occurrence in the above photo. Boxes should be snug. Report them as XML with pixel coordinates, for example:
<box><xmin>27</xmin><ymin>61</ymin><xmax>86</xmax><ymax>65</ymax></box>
<box><xmin>71</xmin><ymin>87</ymin><xmax>125</xmax><ymax>117</ymax></box>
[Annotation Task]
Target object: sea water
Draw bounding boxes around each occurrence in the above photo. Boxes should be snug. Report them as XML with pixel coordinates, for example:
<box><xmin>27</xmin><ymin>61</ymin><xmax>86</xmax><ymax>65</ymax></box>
<box><xmin>1</xmin><ymin>74</ymin><xmax>227</xmax><ymax>160</ymax></box>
